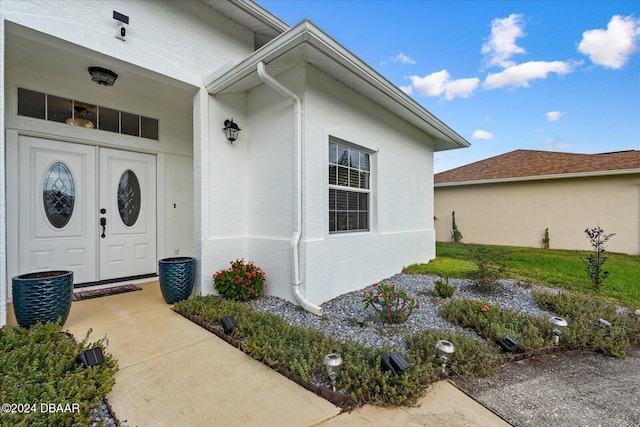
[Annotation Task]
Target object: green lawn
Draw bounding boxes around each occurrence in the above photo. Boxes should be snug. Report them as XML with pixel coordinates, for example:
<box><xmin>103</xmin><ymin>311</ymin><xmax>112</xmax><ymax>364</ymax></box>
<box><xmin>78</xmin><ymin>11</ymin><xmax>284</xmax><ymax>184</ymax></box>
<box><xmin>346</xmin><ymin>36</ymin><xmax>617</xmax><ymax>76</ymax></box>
<box><xmin>404</xmin><ymin>242</ymin><xmax>640</xmax><ymax>308</ymax></box>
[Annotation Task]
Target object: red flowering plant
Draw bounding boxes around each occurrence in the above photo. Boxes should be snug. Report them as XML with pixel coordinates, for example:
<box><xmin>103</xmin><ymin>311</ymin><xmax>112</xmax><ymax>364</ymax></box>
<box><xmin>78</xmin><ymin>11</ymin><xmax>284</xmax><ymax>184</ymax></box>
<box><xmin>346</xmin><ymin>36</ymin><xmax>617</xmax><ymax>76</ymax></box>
<box><xmin>481</xmin><ymin>305</ymin><xmax>490</xmax><ymax>313</ymax></box>
<box><xmin>361</xmin><ymin>282</ymin><xmax>420</xmax><ymax>324</ymax></box>
<box><xmin>213</xmin><ymin>259</ymin><xmax>266</xmax><ymax>302</ymax></box>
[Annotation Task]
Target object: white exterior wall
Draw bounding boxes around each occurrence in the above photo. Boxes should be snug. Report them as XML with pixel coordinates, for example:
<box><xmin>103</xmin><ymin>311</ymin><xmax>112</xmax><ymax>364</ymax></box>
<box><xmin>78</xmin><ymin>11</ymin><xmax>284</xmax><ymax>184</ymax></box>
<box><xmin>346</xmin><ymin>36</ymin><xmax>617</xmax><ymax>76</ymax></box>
<box><xmin>200</xmin><ymin>67</ymin><xmax>298</xmax><ymax>300</ymax></box>
<box><xmin>199</xmin><ymin>92</ymin><xmax>249</xmax><ymax>295</ymax></box>
<box><xmin>303</xmin><ymin>64</ymin><xmax>436</xmax><ymax>304</ymax></box>
<box><xmin>204</xmin><ymin>62</ymin><xmax>438</xmax><ymax>306</ymax></box>
<box><xmin>2</xmin><ymin>0</ymin><xmax>259</xmax><ymax>323</ymax></box>
<box><xmin>434</xmin><ymin>174</ymin><xmax>640</xmax><ymax>255</ymax></box>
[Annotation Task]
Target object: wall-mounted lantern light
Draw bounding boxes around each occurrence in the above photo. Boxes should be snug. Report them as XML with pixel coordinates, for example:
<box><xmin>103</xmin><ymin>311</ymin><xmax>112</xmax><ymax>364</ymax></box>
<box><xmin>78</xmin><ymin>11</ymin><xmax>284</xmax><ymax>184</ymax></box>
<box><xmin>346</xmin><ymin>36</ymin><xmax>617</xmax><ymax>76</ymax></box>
<box><xmin>223</xmin><ymin>119</ymin><xmax>241</xmax><ymax>142</ymax></box>
<box><xmin>88</xmin><ymin>67</ymin><xmax>118</xmax><ymax>86</ymax></box>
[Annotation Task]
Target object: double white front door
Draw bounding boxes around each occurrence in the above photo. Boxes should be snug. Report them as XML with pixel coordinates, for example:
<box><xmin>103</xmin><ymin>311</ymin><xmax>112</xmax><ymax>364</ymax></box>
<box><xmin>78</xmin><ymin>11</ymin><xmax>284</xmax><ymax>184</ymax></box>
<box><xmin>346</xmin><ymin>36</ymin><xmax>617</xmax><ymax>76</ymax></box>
<box><xmin>17</xmin><ymin>136</ymin><xmax>156</xmax><ymax>284</ymax></box>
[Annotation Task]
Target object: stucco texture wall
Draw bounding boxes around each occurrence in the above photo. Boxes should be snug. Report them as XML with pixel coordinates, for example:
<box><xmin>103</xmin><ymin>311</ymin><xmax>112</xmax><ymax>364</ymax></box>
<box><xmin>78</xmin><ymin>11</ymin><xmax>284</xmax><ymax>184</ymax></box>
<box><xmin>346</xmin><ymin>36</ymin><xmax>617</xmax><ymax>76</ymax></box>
<box><xmin>302</xmin><ymin>64</ymin><xmax>437</xmax><ymax>304</ymax></box>
<box><xmin>434</xmin><ymin>174</ymin><xmax>640</xmax><ymax>255</ymax></box>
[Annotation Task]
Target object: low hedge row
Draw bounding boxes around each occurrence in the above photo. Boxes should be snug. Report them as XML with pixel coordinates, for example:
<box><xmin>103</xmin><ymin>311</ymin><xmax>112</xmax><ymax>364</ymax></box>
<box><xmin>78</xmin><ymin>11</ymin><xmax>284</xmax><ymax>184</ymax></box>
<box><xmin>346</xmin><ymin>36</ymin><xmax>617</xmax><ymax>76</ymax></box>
<box><xmin>175</xmin><ymin>296</ymin><xmax>502</xmax><ymax>406</ymax></box>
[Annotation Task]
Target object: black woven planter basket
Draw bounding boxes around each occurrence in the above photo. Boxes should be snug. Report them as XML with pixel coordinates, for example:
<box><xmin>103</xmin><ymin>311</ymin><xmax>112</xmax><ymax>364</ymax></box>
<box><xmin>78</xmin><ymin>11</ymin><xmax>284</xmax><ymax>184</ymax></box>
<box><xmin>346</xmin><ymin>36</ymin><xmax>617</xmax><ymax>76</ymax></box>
<box><xmin>11</xmin><ymin>270</ymin><xmax>74</xmax><ymax>328</ymax></box>
<box><xmin>159</xmin><ymin>257</ymin><xmax>195</xmax><ymax>304</ymax></box>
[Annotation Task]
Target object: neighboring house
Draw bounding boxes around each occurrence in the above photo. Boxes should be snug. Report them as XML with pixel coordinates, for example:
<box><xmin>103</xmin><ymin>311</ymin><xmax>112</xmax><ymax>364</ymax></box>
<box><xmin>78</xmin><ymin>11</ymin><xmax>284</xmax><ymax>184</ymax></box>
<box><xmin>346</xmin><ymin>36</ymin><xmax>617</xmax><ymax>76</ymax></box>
<box><xmin>434</xmin><ymin>149</ymin><xmax>640</xmax><ymax>255</ymax></box>
<box><xmin>1</xmin><ymin>0</ymin><xmax>469</xmax><ymax>325</ymax></box>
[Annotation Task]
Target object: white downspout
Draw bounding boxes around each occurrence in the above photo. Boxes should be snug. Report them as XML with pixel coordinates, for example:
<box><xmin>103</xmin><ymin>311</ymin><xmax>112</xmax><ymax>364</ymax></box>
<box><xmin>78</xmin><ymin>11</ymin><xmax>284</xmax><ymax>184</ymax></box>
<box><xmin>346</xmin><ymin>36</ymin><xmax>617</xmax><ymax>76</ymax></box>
<box><xmin>256</xmin><ymin>61</ymin><xmax>324</xmax><ymax>316</ymax></box>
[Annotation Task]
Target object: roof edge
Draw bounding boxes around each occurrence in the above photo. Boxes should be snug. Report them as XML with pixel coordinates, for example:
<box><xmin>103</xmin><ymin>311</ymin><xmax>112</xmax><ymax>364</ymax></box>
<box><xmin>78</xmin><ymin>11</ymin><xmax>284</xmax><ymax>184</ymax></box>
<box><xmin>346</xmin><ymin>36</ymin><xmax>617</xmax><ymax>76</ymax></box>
<box><xmin>435</xmin><ymin>167</ymin><xmax>640</xmax><ymax>187</ymax></box>
<box><xmin>200</xmin><ymin>0</ymin><xmax>289</xmax><ymax>37</ymax></box>
<box><xmin>205</xmin><ymin>20</ymin><xmax>470</xmax><ymax>150</ymax></box>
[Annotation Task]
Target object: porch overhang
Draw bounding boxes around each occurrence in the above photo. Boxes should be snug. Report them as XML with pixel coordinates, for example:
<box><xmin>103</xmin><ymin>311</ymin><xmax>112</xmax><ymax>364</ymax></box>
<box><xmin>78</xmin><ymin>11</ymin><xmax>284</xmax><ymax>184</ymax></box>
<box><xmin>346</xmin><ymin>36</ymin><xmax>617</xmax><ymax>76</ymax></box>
<box><xmin>204</xmin><ymin>20</ymin><xmax>470</xmax><ymax>152</ymax></box>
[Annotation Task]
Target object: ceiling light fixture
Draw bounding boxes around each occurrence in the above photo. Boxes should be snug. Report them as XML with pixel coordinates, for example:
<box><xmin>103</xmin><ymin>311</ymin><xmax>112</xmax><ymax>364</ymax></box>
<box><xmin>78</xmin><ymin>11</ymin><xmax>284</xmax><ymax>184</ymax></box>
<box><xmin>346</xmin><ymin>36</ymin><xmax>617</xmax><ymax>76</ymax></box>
<box><xmin>88</xmin><ymin>67</ymin><xmax>118</xmax><ymax>86</ymax></box>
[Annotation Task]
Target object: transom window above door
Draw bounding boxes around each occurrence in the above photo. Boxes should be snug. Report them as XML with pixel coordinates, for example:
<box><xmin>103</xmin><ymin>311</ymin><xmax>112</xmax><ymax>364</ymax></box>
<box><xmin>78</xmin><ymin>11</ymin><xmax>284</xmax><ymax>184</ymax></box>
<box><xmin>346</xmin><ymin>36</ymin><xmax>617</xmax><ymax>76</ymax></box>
<box><xmin>328</xmin><ymin>139</ymin><xmax>371</xmax><ymax>233</ymax></box>
<box><xmin>17</xmin><ymin>88</ymin><xmax>159</xmax><ymax>141</ymax></box>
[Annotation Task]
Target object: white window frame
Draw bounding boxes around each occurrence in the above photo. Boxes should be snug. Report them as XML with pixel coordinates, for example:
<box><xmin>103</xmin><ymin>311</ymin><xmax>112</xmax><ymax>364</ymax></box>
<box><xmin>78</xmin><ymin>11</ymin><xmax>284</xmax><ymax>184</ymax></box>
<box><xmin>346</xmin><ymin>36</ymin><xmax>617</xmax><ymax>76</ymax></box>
<box><xmin>328</xmin><ymin>138</ymin><xmax>372</xmax><ymax>234</ymax></box>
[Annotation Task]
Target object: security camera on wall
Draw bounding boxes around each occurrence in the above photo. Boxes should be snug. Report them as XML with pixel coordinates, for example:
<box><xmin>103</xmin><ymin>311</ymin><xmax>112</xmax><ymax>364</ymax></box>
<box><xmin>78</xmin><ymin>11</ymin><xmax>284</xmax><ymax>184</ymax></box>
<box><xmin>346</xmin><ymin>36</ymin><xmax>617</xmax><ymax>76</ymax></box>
<box><xmin>116</xmin><ymin>24</ymin><xmax>126</xmax><ymax>41</ymax></box>
<box><xmin>113</xmin><ymin>10</ymin><xmax>129</xmax><ymax>41</ymax></box>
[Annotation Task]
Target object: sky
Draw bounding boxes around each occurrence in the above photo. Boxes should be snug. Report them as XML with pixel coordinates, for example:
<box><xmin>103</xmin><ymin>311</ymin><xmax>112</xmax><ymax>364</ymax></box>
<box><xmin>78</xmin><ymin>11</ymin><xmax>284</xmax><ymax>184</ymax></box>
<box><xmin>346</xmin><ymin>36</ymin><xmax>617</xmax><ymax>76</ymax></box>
<box><xmin>257</xmin><ymin>1</ymin><xmax>640</xmax><ymax>172</ymax></box>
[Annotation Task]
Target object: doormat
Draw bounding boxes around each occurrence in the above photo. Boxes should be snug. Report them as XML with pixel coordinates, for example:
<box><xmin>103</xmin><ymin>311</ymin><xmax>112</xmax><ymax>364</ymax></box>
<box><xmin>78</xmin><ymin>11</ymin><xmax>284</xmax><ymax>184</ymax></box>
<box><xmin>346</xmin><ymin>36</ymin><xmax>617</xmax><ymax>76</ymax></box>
<box><xmin>73</xmin><ymin>284</ymin><xmax>142</xmax><ymax>301</ymax></box>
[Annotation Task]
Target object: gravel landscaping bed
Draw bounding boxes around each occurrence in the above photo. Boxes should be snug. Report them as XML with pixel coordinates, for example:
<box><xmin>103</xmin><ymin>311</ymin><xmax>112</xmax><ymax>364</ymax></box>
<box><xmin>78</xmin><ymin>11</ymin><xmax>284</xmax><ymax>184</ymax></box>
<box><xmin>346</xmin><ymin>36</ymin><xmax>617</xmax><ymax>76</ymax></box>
<box><xmin>248</xmin><ymin>273</ymin><xmax>556</xmax><ymax>351</ymax></box>
<box><xmin>246</xmin><ymin>273</ymin><xmax>639</xmax><ymax>426</ymax></box>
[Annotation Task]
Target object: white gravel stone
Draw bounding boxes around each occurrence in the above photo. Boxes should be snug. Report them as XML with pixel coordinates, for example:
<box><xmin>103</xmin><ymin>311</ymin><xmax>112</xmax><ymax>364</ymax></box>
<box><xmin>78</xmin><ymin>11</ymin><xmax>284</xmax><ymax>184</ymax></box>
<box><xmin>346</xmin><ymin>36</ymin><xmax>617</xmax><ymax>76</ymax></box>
<box><xmin>248</xmin><ymin>274</ymin><xmax>558</xmax><ymax>352</ymax></box>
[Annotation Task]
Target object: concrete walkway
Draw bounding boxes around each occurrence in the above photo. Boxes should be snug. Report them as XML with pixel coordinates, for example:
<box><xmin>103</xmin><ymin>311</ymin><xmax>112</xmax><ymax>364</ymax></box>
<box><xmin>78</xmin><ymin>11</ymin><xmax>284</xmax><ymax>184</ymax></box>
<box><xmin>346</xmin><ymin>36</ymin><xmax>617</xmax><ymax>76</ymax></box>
<box><xmin>8</xmin><ymin>281</ymin><xmax>510</xmax><ymax>426</ymax></box>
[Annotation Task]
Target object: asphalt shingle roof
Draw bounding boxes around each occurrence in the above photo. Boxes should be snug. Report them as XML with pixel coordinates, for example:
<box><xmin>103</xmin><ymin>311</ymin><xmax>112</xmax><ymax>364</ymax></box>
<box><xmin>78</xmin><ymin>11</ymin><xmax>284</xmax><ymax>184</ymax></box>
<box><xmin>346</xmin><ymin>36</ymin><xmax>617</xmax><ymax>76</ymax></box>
<box><xmin>435</xmin><ymin>149</ymin><xmax>640</xmax><ymax>184</ymax></box>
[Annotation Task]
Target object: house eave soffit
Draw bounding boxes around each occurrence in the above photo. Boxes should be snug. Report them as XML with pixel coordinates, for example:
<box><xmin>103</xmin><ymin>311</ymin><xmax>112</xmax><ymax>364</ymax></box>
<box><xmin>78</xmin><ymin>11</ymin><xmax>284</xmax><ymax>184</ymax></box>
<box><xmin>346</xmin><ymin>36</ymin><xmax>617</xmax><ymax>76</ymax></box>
<box><xmin>205</xmin><ymin>20</ymin><xmax>469</xmax><ymax>151</ymax></box>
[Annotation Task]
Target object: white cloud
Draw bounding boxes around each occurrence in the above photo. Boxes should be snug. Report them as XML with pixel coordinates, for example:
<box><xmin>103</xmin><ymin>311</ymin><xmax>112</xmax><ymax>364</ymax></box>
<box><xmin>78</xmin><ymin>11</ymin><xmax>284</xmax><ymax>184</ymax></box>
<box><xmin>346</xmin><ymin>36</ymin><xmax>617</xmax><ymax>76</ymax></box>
<box><xmin>482</xmin><ymin>14</ymin><xmax>526</xmax><ymax>68</ymax></box>
<box><xmin>472</xmin><ymin>130</ymin><xmax>495</xmax><ymax>139</ymax></box>
<box><xmin>409</xmin><ymin>70</ymin><xmax>480</xmax><ymax>100</ymax></box>
<box><xmin>578</xmin><ymin>15</ymin><xmax>640</xmax><ymax>69</ymax></box>
<box><xmin>382</xmin><ymin>52</ymin><xmax>417</xmax><ymax>66</ymax></box>
<box><xmin>483</xmin><ymin>60</ymin><xmax>577</xmax><ymax>89</ymax></box>
<box><xmin>391</xmin><ymin>53</ymin><xmax>417</xmax><ymax>64</ymax></box>
<box><xmin>443</xmin><ymin>77</ymin><xmax>481</xmax><ymax>100</ymax></box>
<box><xmin>546</xmin><ymin>111</ymin><xmax>566</xmax><ymax>121</ymax></box>
<box><xmin>410</xmin><ymin>70</ymin><xmax>450</xmax><ymax>97</ymax></box>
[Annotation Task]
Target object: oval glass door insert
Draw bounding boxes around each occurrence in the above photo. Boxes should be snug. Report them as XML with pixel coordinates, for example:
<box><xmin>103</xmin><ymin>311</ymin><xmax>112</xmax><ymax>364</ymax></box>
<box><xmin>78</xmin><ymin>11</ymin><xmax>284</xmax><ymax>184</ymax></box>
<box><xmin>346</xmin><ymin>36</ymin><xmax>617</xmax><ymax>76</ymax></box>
<box><xmin>43</xmin><ymin>162</ymin><xmax>75</xmax><ymax>228</ymax></box>
<box><xmin>117</xmin><ymin>169</ymin><xmax>141</xmax><ymax>227</ymax></box>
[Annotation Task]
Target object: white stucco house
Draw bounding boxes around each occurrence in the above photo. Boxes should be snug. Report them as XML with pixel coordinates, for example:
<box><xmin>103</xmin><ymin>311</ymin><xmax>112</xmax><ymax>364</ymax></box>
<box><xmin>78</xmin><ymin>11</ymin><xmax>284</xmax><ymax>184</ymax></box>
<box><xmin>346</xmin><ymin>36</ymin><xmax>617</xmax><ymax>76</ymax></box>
<box><xmin>1</xmin><ymin>0</ymin><xmax>469</xmax><ymax>325</ymax></box>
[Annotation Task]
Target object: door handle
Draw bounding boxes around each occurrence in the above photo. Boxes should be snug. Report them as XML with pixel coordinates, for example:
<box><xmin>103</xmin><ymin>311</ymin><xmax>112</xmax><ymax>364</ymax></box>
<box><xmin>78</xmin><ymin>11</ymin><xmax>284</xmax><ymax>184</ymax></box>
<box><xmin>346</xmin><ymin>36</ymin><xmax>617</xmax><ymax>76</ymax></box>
<box><xmin>100</xmin><ymin>217</ymin><xmax>107</xmax><ymax>238</ymax></box>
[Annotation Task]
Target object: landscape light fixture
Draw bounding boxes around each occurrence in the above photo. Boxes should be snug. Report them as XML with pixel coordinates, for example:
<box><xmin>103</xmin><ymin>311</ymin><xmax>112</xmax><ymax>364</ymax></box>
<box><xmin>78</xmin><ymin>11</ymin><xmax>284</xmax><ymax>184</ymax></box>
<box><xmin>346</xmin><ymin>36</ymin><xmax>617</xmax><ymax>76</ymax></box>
<box><xmin>323</xmin><ymin>353</ymin><xmax>343</xmax><ymax>392</ymax></box>
<box><xmin>381</xmin><ymin>353</ymin><xmax>410</xmax><ymax>376</ymax></box>
<box><xmin>598</xmin><ymin>318</ymin><xmax>612</xmax><ymax>328</ymax></box>
<box><xmin>220</xmin><ymin>316</ymin><xmax>237</xmax><ymax>334</ymax></box>
<box><xmin>88</xmin><ymin>67</ymin><xmax>118</xmax><ymax>86</ymax></box>
<box><xmin>435</xmin><ymin>340</ymin><xmax>455</xmax><ymax>373</ymax></box>
<box><xmin>496</xmin><ymin>335</ymin><xmax>518</xmax><ymax>353</ymax></box>
<box><xmin>550</xmin><ymin>316</ymin><xmax>568</xmax><ymax>346</ymax></box>
<box><xmin>77</xmin><ymin>347</ymin><xmax>105</xmax><ymax>368</ymax></box>
<box><xmin>223</xmin><ymin>119</ymin><xmax>241</xmax><ymax>142</ymax></box>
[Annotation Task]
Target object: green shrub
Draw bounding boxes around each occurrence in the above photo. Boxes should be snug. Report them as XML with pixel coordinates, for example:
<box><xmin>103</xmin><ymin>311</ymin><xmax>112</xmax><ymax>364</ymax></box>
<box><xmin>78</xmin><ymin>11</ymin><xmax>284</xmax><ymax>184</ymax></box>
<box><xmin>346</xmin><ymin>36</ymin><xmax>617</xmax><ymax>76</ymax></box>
<box><xmin>533</xmin><ymin>290</ymin><xmax>637</xmax><ymax>357</ymax></box>
<box><xmin>583</xmin><ymin>226</ymin><xmax>615</xmax><ymax>289</ymax></box>
<box><xmin>0</xmin><ymin>322</ymin><xmax>117</xmax><ymax>426</ymax></box>
<box><xmin>451</xmin><ymin>211</ymin><xmax>463</xmax><ymax>243</ymax></box>
<box><xmin>467</xmin><ymin>247</ymin><xmax>506</xmax><ymax>292</ymax></box>
<box><xmin>213</xmin><ymin>259</ymin><xmax>266</xmax><ymax>301</ymax></box>
<box><xmin>433</xmin><ymin>277</ymin><xmax>456</xmax><ymax>298</ymax></box>
<box><xmin>439</xmin><ymin>299</ymin><xmax>551</xmax><ymax>352</ymax></box>
<box><xmin>176</xmin><ymin>296</ymin><xmax>461</xmax><ymax>406</ymax></box>
<box><xmin>542</xmin><ymin>227</ymin><xmax>550</xmax><ymax>249</ymax></box>
<box><xmin>362</xmin><ymin>282</ymin><xmax>420</xmax><ymax>324</ymax></box>
<box><xmin>406</xmin><ymin>329</ymin><xmax>501</xmax><ymax>377</ymax></box>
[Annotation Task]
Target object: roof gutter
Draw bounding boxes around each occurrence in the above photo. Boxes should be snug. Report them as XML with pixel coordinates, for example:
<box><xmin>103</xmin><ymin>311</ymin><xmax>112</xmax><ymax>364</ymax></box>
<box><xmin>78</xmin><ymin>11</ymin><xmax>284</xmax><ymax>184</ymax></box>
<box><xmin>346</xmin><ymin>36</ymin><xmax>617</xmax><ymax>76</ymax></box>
<box><xmin>435</xmin><ymin>167</ymin><xmax>640</xmax><ymax>187</ymax></box>
<box><xmin>256</xmin><ymin>61</ymin><xmax>324</xmax><ymax>316</ymax></box>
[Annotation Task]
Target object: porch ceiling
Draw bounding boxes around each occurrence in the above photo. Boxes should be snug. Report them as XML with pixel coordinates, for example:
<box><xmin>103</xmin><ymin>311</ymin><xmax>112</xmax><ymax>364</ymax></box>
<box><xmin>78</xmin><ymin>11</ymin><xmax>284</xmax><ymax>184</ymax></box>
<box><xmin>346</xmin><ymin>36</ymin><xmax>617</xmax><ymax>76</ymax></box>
<box><xmin>205</xmin><ymin>20</ymin><xmax>470</xmax><ymax>152</ymax></box>
<box><xmin>5</xmin><ymin>22</ymin><xmax>196</xmax><ymax>106</ymax></box>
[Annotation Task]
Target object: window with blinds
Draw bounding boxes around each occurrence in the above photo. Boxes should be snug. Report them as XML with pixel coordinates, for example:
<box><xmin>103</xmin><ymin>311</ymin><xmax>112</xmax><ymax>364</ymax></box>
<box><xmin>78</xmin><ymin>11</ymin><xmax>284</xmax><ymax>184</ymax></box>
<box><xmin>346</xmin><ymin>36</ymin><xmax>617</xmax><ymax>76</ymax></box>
<box><xmin>328</xmin><ymin>140</ymin><xmax>370</xmax><ymax>233</ymax></box>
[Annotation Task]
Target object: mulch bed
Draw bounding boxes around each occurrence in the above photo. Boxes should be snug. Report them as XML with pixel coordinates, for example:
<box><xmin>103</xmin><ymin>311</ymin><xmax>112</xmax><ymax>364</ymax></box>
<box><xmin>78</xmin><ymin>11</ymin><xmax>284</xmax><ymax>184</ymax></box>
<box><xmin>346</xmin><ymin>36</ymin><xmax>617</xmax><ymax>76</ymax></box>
<box><xmin>72</xmin><ymin>285</ymin><xmax>142</xmax><ymax>301</ymax></box>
